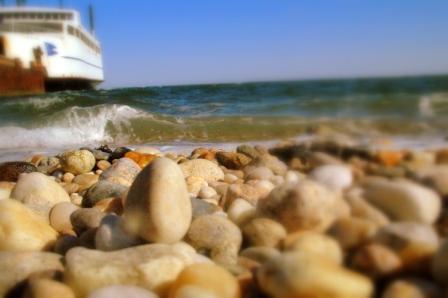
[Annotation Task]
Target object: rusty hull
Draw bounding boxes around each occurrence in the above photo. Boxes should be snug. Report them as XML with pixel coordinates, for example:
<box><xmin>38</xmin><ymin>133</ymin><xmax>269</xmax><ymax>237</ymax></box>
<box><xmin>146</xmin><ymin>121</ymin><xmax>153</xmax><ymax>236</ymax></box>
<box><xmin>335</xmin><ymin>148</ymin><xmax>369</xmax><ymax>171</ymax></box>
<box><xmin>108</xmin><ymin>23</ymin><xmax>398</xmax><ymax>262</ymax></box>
<box><xmin>0</xmin><ymin>57</ymin><xmax>46</xmax><ymax>96</ymax></box>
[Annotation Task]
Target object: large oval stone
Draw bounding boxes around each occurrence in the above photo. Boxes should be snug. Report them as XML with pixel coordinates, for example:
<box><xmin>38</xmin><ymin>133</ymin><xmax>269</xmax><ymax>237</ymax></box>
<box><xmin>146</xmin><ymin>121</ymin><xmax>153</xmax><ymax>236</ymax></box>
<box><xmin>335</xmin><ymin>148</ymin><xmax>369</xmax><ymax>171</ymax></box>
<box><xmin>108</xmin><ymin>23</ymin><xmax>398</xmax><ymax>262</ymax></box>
<box><xmin>10</xmin><ymin>172</ymin><xmax>71</xmax><ymax>221</ymax></box>
<box><xmin>363</xmin><ymin>178</ymin><xmax>441</xmax><ymax>224</ymax></box>
<box><xmin>64</xmin><ymin>243</ymin><xmax>197</xmax><ymax>297</ymax></box>
<box><xmin>0</xmin><ymin>199</ymin><xmax>58</xmax><ymax>251</ymax></box>
<box><xmin>60</xmin><ymin>150</ymin><xmax>96</xmax><ymax>175</ymax></box>
<box><xmin>123</xmin><ymin>157</ymin><xmax>192</xmax><ymax>243</ymax></box>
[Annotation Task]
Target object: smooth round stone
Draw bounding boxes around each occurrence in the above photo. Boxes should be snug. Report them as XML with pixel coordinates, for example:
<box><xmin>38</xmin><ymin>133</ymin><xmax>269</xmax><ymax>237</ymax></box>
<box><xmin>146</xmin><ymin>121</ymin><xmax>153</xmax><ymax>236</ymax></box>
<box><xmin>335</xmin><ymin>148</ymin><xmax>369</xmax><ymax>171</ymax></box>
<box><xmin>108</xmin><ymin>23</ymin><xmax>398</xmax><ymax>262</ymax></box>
<box><xmin>11</xmin><ymin>172</ymin><xmax>71</xmax><ymax>221</ymax></box>
<box><xmin>432</xmin><ymin>239</ymin><xmax>448</xmax><ymax>284</ymax></box>
<box><xmin>216</xmin><ymin>151</ymin><xmax>252</xmax><ymax>170</ymax></box>
<box><xmin>84</xmin><ymin>180</ymin><xmax>128</xmax><ymax>207</ymax></box>
<box><xmin>60</xmin><ymin>150</ymin><xmax>96</xmax><ymax>175</ymax></box>
<box><xmin>329</xmin><ymin>217</ymin><xmax>378</xmax><ymax>250</ymax></box>
<box><xmin>96</xmin><ymin>160</ymin><xmax>111</xmax><ymax>171</ymax></box>
<box><xmin>282</xmin><ymin>231</ymin><xmax>343</xmax><ymax>265</ymax></box>
<box><xmin>70</xmin><ymin>207</ymin><xmax>106</xmax><ymax>235</ymax></box>
<box><xmin>246</xmin><ymin>179</ymin><xmax>275</xmax><ymax>194</ymax></box>
<box><xmin>257</xmin><ymin>252</ymin><xmax>373</xmax><ymax>298</ymax></box>
<box><xmin>351</xmin><ymin>244</ymin><xmax>402</xmax><ymax>278</ymax></box>
<box><xmin>63</xmin><ymin>172</ymin><xmax>75</xmax><ymax>183</ymax></box>
<box><xmin>257</xmin><ymin>180</ymin><xmax>340</xmax><ymax>232</ymax></box>
<box><xmin>363</xmin><ymin>178</ymin><xmax>441</xmax><ymax>224</ymax></box>
<box><xmin>224</xmin><ymin>173</ymin><xmax>238</xmax><ymax>183</ymax></box>
<box><xmin>0</xmin><ymin>251</ymin><xmax>63</xmax><ymax>297</ymax></box>
<box><xmin>88</xmin><ymin>285</ymin><xmax>158</xmax><ymax>298</ymax></box>
<box><xmin>226</xmin><ymin>198</ymin><xmax>256</xmax><ymax>227</ymax></box>
<box><xmin>284</xmin><ymin>170</ymin><xmax>304</xmax><ymax>184</ymax></box>
<box><xmin>24</xmin><ymin>278</ymin><xmax>75</xmax><ymax>298</ymax></box>
<box><xmin>0</xmin><ymin>161</ymin><xmax>37</xmax><ymax>182</ymax></box>
<box><xmin>179</xmin><ymin>159</ymin><xmax>224</xmax><ymax>183</ymax></box>
<box><xmin>252</xmin><ymin>153</ymin><xmax>287</xmax><ymax>176</ymax></box>
<box><xmin>100</xmin><ymin>157</ymin><xmax>141</xmax><ymax>187</ymax></box>
<box><xmin>242</xmin><ymin>218</ymin><xmax>286</xmax><ymax>248</ymax></box>
<box><xmin>198</xmin><ymin>186</ymin><xmax>218</xmax><ymax>200</ymax></box>
<box><xmin>381</xmin><ymin>279</ymin><xmax>442</xmax><ymax>298</ymax></box>
<box><xmin>375</xmin><ymin>222</ymin><xmax>439</xmax><ymax>267</ymax></box>
<box><xmin>93</xmin><ymin>197</ymin><xmax>123</xmax><ymax>215</ymax></box>
<box><xmin>70</xmin><ymin>193</ymin><xmax>83</xmax><ymax>206</ymax></box>
<box><xmin>169</xmin><ymin>263</ymin><xmax>240</xmax><ymax>298</ymax></box>
<box><xmin>65</xmin><ymin>243</ymin><xmax>197</xmax><ymax>297</ymax></box>
<box><xmin>0</xmin><ymin>199</ymin><xmax>58</xmax><ymax>251</ymax></box>
<box><xmin>95</xmin><ymin>214</ymin><xmax>141</xmax><ymax>251</ymax></box>
<box><xmin>413</xmin><ymin>165</ymin><xmax>448</xmax><ymax>196</ymax></box>
<box><xmin>49</xmin><ymin>202</ymin><xmax>79</xmax><ymax>233</ymax></box>
<box><xmin>187</xmin><ymin>215</ymin><xmax>242</xmax><ymax>266</ymax></box>
<box><xmin>135</xmin><ymin>146</ymin><xmax>162</xmax><ymax>155</ymax></box>
<box><xmin>309</xmin><ymin>164</ymin><xmax>353</xmax><ymax>191</ymax></box>
<box><xmin>54</xmin><ymin>234</ymin><xmax>79</xmax><ymax>255</ymax></box>
<box><xmin>73</xmin><ymin>173</ymin><xmax>99</xmax><ymax>191</ymax></box>
<box><xmin>123</xmin><ymin>157</ymin><xmax>192</xmax><ymax>243</ymax></box>
<box><xmin>190</xmin><ymin>197</ymin><xmax>220</xmax><ymax>220</ymax></box>
<box><xmin>244</xmin><ymin>166</ymin><xmax>274</xmax><ymax>181</ymax></box>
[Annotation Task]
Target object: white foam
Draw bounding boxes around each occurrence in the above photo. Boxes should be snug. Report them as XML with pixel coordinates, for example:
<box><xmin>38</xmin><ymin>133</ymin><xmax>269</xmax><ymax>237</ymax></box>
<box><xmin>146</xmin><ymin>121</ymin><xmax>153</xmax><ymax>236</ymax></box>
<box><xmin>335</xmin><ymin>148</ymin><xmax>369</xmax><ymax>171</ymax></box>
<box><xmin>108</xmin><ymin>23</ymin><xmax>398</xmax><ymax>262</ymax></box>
<box><xmin>0</xmin><ymin>104</ymin><xmax>147</xmax><ymax>149</ymax></box>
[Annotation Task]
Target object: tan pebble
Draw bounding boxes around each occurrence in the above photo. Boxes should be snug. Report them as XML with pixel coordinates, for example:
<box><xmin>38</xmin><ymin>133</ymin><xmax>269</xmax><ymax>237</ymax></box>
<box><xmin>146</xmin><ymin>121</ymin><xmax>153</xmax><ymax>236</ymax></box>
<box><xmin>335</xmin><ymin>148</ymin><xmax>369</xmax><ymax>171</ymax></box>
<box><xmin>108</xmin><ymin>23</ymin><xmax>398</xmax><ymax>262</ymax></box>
<box><xmin>240</xmin><ymin>246</ymin><xmax>281</xmax><ymax>264</ymax></box>
<box><xmin>24</xmin><ymin>278</ymin><xmax>75</xmax><ymax>298</ymax></box>
<box><xmin>49</xmin><ymin>202</ymin><xmax>79</xmax><ymax>233</ymax></box>
<box><xmin>242</xmin><ymin>217</ymin><xmax>286</xmax><ymax>248</ymax></box>
<box><xmin>169</xmin><ymin>263</ymin><xmax>240</xmax><ymax>298</ymax></box>
<box><xmin>329</xmin><ymin>217</ymin><xmax>378</xmax><ymax>250</ymax></box>
<box><xmin>282</xmin><ymin>231</ymin><xmax>343</xmax><ymax>265</ymax></box>
<box><xmin>224</xmin><ymin>173</ymin><xmax>239</xmax><ymax>183</ymax></box>
<box><xmin>257</xmin><ymin>251</ymin><xmax>373</xmax><ymax>298</ymax></box>
<box><xmin>381</xmin><ymin>278</ymin><xmax>443</xmax><ymax>298</ymax></box>
<box><xmin>179</xmin><ymin>159</ymin><xmax>224</xmax><ymax>183</ymax></box>
<box><xmin>0</xmin><ymin>199</ymin><xmax>58</xmax><ymax>251</ymax></box>
<box><xmin>351</xmin><ymin>243</ymin><xmax>402</xmax><ymax>278</ymax></box>
<box><xmin>60</xmin><ymin>150</ymin><xmax>96</xmax><ymax>175</ymax></box>
<box><xmin>63</xmin><ymin>172</ymin><xmax>75</xmax><ymax>183</ymax></box>
<box><xmin>198</xmin><ymin>185</ymin><xmax>217</xmax><ymax>200</ymax></box>
<box><xmin>186</xmin><ymin>176</ymin><xmax>207</xmax><ymax>196</ymax></box>
<box><xmin>70</xmin><ymin>193</ymin><xmax>83</xmax><ymax>206</ymax></box>
<box><xmin>227</xmin><ymin>198</ymin><xmax>256</xmax><ymax>227</ymax></box>
<box><xmin>96</xmin><ymin>160</ymin><xmax>111</xmax><ymax>171</ymax></box>
<box><xmin>93</xmin><ymin>197</ymin><xmax>123</xmax><ymax>215</ymax></box>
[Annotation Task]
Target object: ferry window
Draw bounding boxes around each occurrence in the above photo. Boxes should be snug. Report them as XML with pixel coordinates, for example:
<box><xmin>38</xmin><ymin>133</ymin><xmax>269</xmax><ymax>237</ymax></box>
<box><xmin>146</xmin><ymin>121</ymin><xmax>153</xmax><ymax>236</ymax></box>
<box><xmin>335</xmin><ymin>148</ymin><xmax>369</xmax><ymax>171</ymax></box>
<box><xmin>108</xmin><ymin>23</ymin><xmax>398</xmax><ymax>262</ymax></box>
<box><xmin>66</xmin><ymin>14</ymin><xmax>73</xmax><ymax>20</ymax></box>
<box><xmin>37</xmin><ymin>14</ymin><xmax>44</xmax><ymax>20</ymax></box>
<box><xmin>68</xmin><ymin>26</ymin><xmax>74</xmax><ymax>35</ymax></box>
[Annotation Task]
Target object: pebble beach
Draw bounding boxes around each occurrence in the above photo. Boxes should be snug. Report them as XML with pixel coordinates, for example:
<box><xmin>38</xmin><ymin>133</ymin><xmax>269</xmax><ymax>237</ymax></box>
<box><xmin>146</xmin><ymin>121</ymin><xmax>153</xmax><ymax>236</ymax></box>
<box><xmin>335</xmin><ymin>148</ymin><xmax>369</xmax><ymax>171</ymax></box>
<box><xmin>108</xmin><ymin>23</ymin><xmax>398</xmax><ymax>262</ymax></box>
<box><xmin>1</xmin><ymin>136</ymin><xmax>448</xmax><ymax>298</ymax></box>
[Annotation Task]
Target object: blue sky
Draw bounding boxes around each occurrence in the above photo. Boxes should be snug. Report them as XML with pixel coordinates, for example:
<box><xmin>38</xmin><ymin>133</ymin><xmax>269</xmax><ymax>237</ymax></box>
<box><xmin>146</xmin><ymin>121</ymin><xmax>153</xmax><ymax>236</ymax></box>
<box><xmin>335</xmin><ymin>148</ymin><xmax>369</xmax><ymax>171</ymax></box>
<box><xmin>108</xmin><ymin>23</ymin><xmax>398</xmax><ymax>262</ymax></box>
<box><xmin>12</xmin><ymin>0</ymin><xmax>448</xmax><ymax>88</ymax></box>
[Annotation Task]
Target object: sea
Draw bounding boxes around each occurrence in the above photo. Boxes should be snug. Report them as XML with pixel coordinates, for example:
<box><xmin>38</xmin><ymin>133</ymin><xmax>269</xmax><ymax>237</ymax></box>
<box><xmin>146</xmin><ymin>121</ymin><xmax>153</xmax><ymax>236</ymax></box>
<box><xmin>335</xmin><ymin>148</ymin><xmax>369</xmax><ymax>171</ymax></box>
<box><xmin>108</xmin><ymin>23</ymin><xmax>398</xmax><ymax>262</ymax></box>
<box><xmin>0</xmin><ymin>74</ymin><xmax>447</xmax><ymax>160</ymax></box>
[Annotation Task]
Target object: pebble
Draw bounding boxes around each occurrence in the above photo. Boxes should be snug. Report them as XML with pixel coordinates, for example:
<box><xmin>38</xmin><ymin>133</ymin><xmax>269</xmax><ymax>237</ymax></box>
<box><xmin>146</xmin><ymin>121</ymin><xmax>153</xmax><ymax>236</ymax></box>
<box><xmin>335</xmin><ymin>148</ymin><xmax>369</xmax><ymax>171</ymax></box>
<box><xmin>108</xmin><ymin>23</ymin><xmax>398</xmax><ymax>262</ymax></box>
<box><xmin>351</xmin><ymin>243</ymin><xmax>402</xmax><ymax>278</ymax></box>
<box><xmin>345</xmin><ymin>191</ymin><xmax>390</xmax><ymax>227</ymax></box>
<box><xmin>282</xmin><ymin>231</ymin><xmax>343</xmax><ymax>264</ymax></box>
<box><xmin>244</xmin><ymin>166</ymin><xmax>274</xmax><ymax>181</ymax></box>
<box><xmin>257</xmin><ymin>180</ymin><xmax>340</xmax><ymax>232</ymax></box>
<box><xmin>60</xmin><ymin>150</ymin><xmax>96</xmax><ymax>175</ymax></box>
<box><xmin>70</xmin><ymin>207</ymin><xmax>106</xmax><ymax>235</ymax></box>
<box><xmin>0</xmin><ymin>181</ymin><xmax>14</xmax><ymax>200</ymax></box>
<box><xmin>93</xmin><ymin>197</ymin><xmax>123</xmax><ymax>214</ymax></box>
<box><xmin>242</xmin><ymin>217</ymin><xmax>286</xmax><ymax>248</ymax></box>
<box><xmin>88</xmin><ymin>285</ymin><xmax>158</xmax><ymax>298</ymax></box>
<box><xmin>179</xmin><ymin>159</ymin><xmax>224</xmax><ymax>183</ymax></box>
<box><xmin>65</xmin><ymin>243</ymin><xmax>197</xmax><ymax>297</ymax></box>
<box><xmin>329</xmin><ymin>217</ymin><xmax>379</xmax><ymax>250</ymax></box>
<box><xmin>185</xmin><ymin>175</ymin><xmax>207</xmax><ymax>196</ymax></box>
<box><xmin>84</xmin><ymin>180</ymin><xmax>128</xmax><ymax>207</ymax></box>
<box><xmin>431</xmin><ymin>238</ymin><xmax>448</xmax><ymax>284</ymax></box>
<box><xmin>216</xmin><ymin>151</ymin><xmax>252</xmax><ymax>170</ymax></box>
<box><xmin>375</xmin><ymin>222</ymin><xmax>439</xmax><ymax>268</ymax></box>
<box><xmin>63</xmin><ymin>172</ymin><xmax>75</xmax><ymax>183</ymax></box>
<box><xmin>413</xmin><ymin>165</ymin><xmax>448</xmax><ymax>196</ymax></box>
<box><xmin>0</xmin><ymin>161</ymin><xmax>37</xmax><ymax>182</ymax></box>
<box><xmin>240</xmin><ymin>246</ymin><xmax>281</xmax><ymax>264</ymax></box>
<box><xmin>309</xmin><ymin>164</ymin><xmax>353</xmax><ymax>191</ymax></box>
<box><xmin>363</xmin><ymin>177</ymin><xmax>441</xmax><ymax>224</ymax></box>
<box><xmin>187</xmin><ymin>214</ymin><xmax>242</xmax><ymax>266</ymax></box>
<box><xmin>95</xmin><ymin>214</ymin><xmax>142</xmax><ymax>251</ymax></box>
<box><xmin>135</xmin><ymin>146</ymin><xmax>162</xmax><ymax>155</ymax></box>
<box><xmin>236</xmin><ymin>144</ymin><xmax>260</xmax><ymax>160</ymax></box>
<box><xmin>190</xmin><ymin>197</ymin><xmax>220</xmax><ymax>219</ymax></box>
<box><xmin>125</xmin><ymin>151</ymin><xmax>157</xmax><ymax>168</ymax></box>
<box><xmin>381</xmin><ymin>278</ymin><xmax>443</xmax><ymax>298</ymax></box>
<box><xmin>11</xmin><ymin>172</ymin><xmax>71</xmax><ymax>221</ymax></box>
<box><xmin>257</xmin><ymin>251</ymin><xmax>373</xmax><ymax>298</ymax></box>
<box><xmin>284</xmin><ymin>170</ymin><xmax>304</xmax><ymax>184</ymax></box>
<box><xmin>123</xmin><ymin>157</ymin><xmax>192</xmax><ymax>243</ymax></box>
<box><xmin>100</xmin><ymin>157</ymin><xmax>141</xmax><ymax>187</ymax></box>
<box><xmin>0</xmin><ymin>199</ymin><xmax>58</xmax><ymax>251</ymax></box>
<box><xmin>72</xmin><ymin>173</ymin><xmax>99</xmax><ymax>191</ymax></box>
<box><xmin>96</xmin><ymin>160</ymin><xmax>111</xmax><ymax>171</ymax></box>
<box><xmin>224</xmin><ymin>173</ymin><xmax>238</xmax><ymax>183</ymax></box>
<box><xmin>197</xmin><ymin>185</ymin><xmax>218</xmax><ymax>200</ymax></box>
<box><xmin>0</xmin><ymin>251</ymin><xmax>63</xmax><ymax>297</ymax></box>
<box><xmin>225</xmin><ymin>183</ymin><xmax>267</xmax><ymax>207</ymax></box>
<box><xmin>169</xmin><ymin>263</ymin><xmax>240</xmax><ymax>298</ymax></box>
<box><xmin>23</xmin><ymin>278</ymin><xmax>75</xmax><ymax>298</ymax></box>
<box><xmin>226</xmin><ymin>198</ymin><xmax>256</xmax><ymax>227</ymax></box>
<box><xmin>49</xmin><ymin>202</ymin><xmax>79</xmax><ymax>233</ymax></box>
<box><xmin>36</xmin><ymin>156</ymin><xmax>60</xmax><ymax>175</ymax></box>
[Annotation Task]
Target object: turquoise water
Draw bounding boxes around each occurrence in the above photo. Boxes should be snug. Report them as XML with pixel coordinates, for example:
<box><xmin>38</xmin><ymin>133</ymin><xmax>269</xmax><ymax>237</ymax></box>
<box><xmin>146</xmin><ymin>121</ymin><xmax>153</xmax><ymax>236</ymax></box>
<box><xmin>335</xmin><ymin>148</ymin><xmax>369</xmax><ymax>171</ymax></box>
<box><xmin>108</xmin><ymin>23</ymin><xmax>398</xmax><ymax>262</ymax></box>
<box><xmin>0</xmin><ymin>75</ymin><xmax>447</xmax><ymax>149</ymax></box>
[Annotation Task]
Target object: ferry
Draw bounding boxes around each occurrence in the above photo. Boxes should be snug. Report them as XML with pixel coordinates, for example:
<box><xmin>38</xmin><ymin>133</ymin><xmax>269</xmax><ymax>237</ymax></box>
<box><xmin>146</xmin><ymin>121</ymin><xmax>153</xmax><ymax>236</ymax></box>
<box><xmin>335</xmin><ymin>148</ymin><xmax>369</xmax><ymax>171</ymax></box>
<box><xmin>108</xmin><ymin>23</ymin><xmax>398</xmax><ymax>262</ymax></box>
<box><xmin>0</xmin><ymin>4</ymin><xmax>103</xmax><ymax>95</ymax></box>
